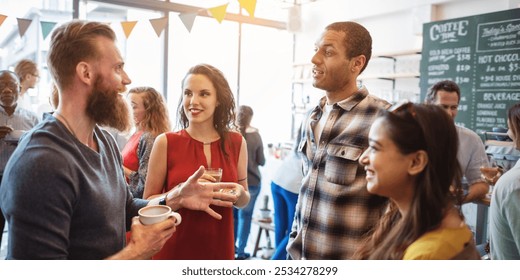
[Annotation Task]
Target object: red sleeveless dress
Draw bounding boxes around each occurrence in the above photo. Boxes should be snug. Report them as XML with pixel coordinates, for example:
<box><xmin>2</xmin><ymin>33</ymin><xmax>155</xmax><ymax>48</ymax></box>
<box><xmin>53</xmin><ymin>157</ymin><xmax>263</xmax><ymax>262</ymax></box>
<box><xmin>152</xmin><ymin>129</ymin><xmax>242</xmax><ymax>260</ymax></box>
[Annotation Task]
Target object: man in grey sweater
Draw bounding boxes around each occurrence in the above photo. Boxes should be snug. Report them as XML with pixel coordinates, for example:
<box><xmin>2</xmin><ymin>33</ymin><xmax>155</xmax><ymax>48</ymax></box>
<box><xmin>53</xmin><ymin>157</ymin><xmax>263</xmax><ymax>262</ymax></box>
<box><xmin>0</xmin><ymin>20</ymin><xmax>239</xmax><ymax>260</ymax></box>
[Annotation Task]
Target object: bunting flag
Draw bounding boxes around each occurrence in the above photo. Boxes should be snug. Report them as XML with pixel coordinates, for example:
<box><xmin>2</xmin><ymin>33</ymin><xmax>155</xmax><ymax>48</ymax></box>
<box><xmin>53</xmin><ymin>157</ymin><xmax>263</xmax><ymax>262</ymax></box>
<box><xmin>208</xmin><ymin>3</ymin><xmax>228</xmax><ymax>24</ymax></box>
<box><xmin>1</xmin><ymin>2</ymin><xmax>242</xmax><ymax>39</ymax></box>
<box><xmin>179</xmin><ymin>12</ymin><xmax>197</xmax><ymax>33</ymax></box>
<box><xmin>120</xmin><ymin>20</ymin><xmax>137</xmax><ymax>39</ymax></box>
<box><xmin>238</xmin><ymin>0</ymin><xmax>257</xmax><ymax>18</ymax></box>
<box><xmin>16</xmin><ymin>18</ymin><xmax>33</xmax><ymax>37</ymax></box>
<box><xmin>40</xmin><ymin>21</ymin><xmax>57</xmax><ymax>40</ymax></box>
<box><xmin>0</xmin><ymin>14</ymin><xmax>7</xmax><ymax>28</ymax></box>
<box><xmin>149</xmin><ymin>17</ymin><xmax>168</xmax><ymax>37</ymax></box>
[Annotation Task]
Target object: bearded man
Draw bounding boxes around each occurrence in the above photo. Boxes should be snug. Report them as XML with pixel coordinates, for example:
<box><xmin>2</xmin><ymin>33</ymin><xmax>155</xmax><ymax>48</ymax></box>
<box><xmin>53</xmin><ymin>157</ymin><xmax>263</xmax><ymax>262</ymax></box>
<box><xmin>0</xmin><ymin>20</ymin><xmax>239</xmax><ymax>260</ymax></box>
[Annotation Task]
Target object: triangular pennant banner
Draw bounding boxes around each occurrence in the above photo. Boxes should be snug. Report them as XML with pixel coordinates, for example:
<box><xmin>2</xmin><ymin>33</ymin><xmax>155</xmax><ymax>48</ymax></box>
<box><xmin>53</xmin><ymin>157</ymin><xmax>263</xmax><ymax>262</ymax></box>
<box><xmin>0</xmin><ymin>14</ymin><xmax>7</xmax><ymax>27</ymax></box>
<box><xmin>120</xmin><ymin>21</ymin><xmax>137</xmax><ymax>39</ymax></box>
<box><xmin>16</xmin><ymin>18</ymin><xmax>33</xmax><ymax>37</ymax></box>
<box><xmin>179</xmin><ymin>13</ymin><xmax>197</xmax><ymax>33</ymax></box>
<box><xmin>238</xmin><ymin>0</ymin><xmax>257</xmax><ymax>18</ymax></box>
<box><xmin>208</xmin><ymin>3</ymin><xmax>228</xmax><ymax>24</ymax></box>
<box><xmin>149</xmin><ymin>17</ymin><xmax>168</xmax><ymax>37</ymax></box>
<box><xmin>40</xmin><ymin>21</ymin><xmax>57</xmax><ymax>40</ymax></box>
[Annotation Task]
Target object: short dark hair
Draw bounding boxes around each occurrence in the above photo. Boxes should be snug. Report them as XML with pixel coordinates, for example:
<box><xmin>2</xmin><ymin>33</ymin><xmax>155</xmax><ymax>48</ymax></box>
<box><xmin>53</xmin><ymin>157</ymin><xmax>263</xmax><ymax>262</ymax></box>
<box><xmin>237</xmin><ymin>105</ymin><xmax>253</xmax><ymax>137</ymax></box>
<box><xmin>425</xmin><ymin>80</ymin><xmax>461</xmax><ymax>104</ymax></box>
<box><xmin>325</xmin><ymin>21</ymin><xmax>372</xmax><ymax>74</ymax></box>
<box><xmin>0</xmin><ymin>70</ymin><xmax>20</xmax><ymax>84</ymax></box>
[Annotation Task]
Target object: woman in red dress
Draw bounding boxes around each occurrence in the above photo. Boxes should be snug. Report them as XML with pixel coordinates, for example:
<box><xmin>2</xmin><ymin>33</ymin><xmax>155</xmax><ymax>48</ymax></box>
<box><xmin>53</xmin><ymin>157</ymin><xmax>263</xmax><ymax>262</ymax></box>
<box><xmin>144</xmin><ymin>64</ymin><xmax>249</xmax><ymax>259</ymax></box>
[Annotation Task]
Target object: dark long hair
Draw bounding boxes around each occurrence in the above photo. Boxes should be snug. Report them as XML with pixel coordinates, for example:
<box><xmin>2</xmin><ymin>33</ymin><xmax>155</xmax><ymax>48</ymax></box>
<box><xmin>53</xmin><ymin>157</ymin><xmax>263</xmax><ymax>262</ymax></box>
<box><xmin>353</xmin><ymin>103</ymin><xmax>462</xmax><ymax>259</ymax></box>
<box><xmin>177</xmin><ymin>64</ymin><xmax>237</xmax><ymax>156</ymax></box>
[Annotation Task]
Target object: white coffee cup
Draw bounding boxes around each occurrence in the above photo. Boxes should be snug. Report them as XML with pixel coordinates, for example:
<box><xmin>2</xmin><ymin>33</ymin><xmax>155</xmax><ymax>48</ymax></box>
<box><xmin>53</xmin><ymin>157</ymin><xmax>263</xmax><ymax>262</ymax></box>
<box><xmin>138</xmin><ymin>205</ymin><xmax>182</xmax><ymax>226</ymax></box>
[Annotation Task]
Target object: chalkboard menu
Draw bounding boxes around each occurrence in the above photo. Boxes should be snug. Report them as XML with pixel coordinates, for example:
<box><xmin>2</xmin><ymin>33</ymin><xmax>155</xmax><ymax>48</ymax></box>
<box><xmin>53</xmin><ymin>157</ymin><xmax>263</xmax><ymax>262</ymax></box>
<box><xmin>420</xmin><ymin>8</ymin><xmax>520</xmax><ymax>134</ymax></box>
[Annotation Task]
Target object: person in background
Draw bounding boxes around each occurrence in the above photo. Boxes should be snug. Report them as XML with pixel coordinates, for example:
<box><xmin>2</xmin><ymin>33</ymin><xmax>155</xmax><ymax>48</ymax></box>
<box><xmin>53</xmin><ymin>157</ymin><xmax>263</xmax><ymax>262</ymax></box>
<box><xmin>354</xmin><ymin>103</ymin><xmax>480</xmax><ymax>260</ymax></box>
<box><xmin>143</xmin><ymin>64</ymin><xmax>250</xmax><ymax>260</ymax></box>
<box><xmin>0</xmin><ymin>21</ymin><xmax>237</xmax><ymax>260</ymax></box>
<box><xmin>122</xmin><ymin>86</ymin><xmax>170</xmax><ymax>199</ymax></box>
<box><xmin>425</xmin><ymin>80</ymin><xmax>489</xmax><ymax>203</ymax></box>
<box><xmin>287</xmin><ymin>21</ymin><xmax>390</xmax><ymax>260</ymax></box>
<box><xmin>270</xmin><ymin>127</ymin><xmax>304</xmax><ymax>260</ymax></box>
<box><xmin>14</xmin><ymin>59</ymin><xmax>39</xmax><ymax>112</ymax></box>
<box><xmin>233</xmin><ymin>105</ymin><xmax>265</xmax><ymax>260</ymax></box>
<box><xmin>36</xmin><ymin>83</ymin><xmax>60</xmax><ymax>121</ymax></box>
<box><xmin>489</xmin><ymin>103</ymin><xmax>520</xmax><ymax>260</ymax></box>
<box><xmin>0</xmin><ymin>70</ymin><xmax>40</xmax><ymax>247</ymax></box>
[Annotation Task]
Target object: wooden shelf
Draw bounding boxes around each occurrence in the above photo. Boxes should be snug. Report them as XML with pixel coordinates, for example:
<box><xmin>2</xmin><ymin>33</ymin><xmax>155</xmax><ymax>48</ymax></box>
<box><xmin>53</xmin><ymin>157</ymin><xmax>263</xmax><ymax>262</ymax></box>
<box><xmin>358</xmin><ymin>72</ymin><xmax>420</xmax><ymax>80</ymax></box>
<box><xmin>373</xmin><ymin>49</ymin><xmax>421</xmax><ymax>58</ymax></box>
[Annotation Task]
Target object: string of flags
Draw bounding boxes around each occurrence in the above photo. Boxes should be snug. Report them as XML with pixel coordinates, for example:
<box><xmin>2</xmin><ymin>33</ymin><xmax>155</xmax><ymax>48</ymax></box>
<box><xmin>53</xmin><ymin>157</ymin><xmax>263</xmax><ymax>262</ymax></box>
<box><xmin>0</xmin><ymin>0</ymin><xmax>257</xmax><ymax>39</ymax></box>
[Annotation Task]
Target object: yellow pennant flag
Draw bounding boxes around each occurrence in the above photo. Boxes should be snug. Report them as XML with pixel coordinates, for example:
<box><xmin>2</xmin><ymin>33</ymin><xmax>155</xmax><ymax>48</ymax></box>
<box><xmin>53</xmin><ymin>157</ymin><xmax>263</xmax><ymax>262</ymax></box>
<box><xmin>208</xmin><ymin>3</ymin><xmax>228</xmax><ymax>24</ymax></box>
<box><xmin>0</xmin><ymin>14</ymin><xmax>7</xmax><ymax>27</ymax></box>
<box><xmin>238</xmin><ymin>0</ymin><xmax>257</xmax><ymax>18</ymax></box>
<box><xmin>121</xmin><ymin>21</ymin><xmax>137</xmax><ymax>39</ymax></box>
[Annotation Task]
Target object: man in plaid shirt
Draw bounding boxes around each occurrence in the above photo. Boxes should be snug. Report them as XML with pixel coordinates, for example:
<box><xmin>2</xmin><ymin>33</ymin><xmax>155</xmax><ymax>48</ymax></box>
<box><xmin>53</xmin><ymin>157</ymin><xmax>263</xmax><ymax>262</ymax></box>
<box><xmin>287</xmin><ymin>21</ymin><xmax>390</xmax><ymax>259</ymax></box>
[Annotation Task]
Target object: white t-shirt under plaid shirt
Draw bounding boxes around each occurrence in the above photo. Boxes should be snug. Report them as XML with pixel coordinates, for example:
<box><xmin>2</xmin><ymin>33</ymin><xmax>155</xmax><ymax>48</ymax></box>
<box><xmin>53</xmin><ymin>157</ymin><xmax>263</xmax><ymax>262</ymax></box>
<box><xmin>288</xmin><ymin>87</ymin><xmax>390</xmax><ymax>260</ymax></box>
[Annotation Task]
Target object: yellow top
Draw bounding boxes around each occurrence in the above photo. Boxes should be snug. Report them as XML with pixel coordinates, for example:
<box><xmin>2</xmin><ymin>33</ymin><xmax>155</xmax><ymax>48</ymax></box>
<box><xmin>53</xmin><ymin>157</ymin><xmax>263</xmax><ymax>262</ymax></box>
<box><xmin>403</xmin><ymin>225</ymin><xmax>473</xmax><ymax>260</ymax></box>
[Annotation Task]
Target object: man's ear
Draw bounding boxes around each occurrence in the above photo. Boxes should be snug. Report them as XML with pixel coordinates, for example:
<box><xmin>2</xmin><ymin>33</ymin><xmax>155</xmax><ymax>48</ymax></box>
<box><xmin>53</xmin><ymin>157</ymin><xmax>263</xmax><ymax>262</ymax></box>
<box><xmin>76</xmin><ymin>62</ymin><xmax>93</xmax><ymax>86</ymax></box>
<box><xmin>408</xmin><ymin>150</ymin><xmax>428</xmax><ymax>176</ymax></box>
<box><xmin>350</xmin><ymin>55</ymin><xmax>366</xmax><ymax>73</ymax></box>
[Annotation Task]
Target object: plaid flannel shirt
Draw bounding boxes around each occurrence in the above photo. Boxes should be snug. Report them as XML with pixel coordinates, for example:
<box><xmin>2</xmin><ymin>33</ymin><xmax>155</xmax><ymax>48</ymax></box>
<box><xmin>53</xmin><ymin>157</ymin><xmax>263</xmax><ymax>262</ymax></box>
<box><xmin>287</xmin><ymin>87</ymin><xmax>390</xmax><ymax>259</ymax></box>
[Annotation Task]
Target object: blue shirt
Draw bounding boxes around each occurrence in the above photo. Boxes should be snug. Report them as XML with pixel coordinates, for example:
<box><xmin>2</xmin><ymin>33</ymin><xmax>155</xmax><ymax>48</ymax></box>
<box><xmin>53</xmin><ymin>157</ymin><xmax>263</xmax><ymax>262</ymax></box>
<box><xmin>489</xmin><ymin>159</ymin><xmax>520</xmax><ymax>260</ymax></box>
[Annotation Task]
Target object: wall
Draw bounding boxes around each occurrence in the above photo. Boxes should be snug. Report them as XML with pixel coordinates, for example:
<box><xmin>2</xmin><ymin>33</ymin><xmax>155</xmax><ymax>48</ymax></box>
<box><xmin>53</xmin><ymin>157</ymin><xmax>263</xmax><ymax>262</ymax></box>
<box><xmin>294</xmin><ymin>0</ymin><xmax>519</xmax><ymax>69</ymax></box>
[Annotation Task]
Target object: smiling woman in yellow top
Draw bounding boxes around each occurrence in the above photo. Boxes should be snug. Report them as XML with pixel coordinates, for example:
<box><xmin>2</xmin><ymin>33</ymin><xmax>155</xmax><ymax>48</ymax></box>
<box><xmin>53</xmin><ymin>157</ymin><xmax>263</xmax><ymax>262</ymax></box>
<box><xmin>353</xmin><ymin>103</ymin><xmax>480</xmax><ymax>260</ymax></box>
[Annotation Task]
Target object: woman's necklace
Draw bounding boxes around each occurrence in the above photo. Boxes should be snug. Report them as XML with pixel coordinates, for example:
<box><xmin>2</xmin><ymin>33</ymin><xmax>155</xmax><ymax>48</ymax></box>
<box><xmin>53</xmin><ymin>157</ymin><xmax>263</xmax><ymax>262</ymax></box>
<box><xmin>54</xmin><ymin>111</ymin><xmax>89</xmax><ymax>147</ymax></box>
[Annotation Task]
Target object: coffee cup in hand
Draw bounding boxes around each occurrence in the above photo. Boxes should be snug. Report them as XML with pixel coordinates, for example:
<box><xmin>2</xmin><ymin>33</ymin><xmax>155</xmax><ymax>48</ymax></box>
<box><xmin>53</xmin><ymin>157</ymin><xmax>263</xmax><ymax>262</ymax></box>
<box><xmin>138</xmin><ymin>205</ymin><xmax>181</xmax><ymax>226</ymax></box>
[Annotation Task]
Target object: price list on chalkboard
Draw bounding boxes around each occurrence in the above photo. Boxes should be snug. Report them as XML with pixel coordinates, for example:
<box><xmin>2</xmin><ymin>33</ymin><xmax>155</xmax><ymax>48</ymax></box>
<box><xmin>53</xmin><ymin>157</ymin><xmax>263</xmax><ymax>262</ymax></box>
<box><xmin>420</xmin><ymin>8</ymin><xmax>520</xmax><ymax>134</ymax></box>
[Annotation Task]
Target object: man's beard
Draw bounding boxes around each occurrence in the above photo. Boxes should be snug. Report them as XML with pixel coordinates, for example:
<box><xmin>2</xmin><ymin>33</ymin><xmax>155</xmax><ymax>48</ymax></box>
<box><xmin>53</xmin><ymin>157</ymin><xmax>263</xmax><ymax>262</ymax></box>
<box><xmin>86</xmin><ymin>76</ymin><xmax>131</xmax><ymax>133</ymax></box>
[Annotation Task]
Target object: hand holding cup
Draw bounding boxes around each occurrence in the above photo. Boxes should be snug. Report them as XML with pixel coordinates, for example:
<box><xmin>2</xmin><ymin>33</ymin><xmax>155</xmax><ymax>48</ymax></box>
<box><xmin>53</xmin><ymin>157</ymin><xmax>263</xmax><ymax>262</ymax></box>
<box><xmin>138</xmin><ymin>205</ymin><xmax>182</xmax><ymax>226</ymax></box>
<box><xmin>480</xmin><ymin>166</ymin><xmax>502</xmax><ymax>186</ymax></box>
<box><xmin>0</xmin><ymin>125</ymin><xmax>13</xmax><ymax>139</ymax></box>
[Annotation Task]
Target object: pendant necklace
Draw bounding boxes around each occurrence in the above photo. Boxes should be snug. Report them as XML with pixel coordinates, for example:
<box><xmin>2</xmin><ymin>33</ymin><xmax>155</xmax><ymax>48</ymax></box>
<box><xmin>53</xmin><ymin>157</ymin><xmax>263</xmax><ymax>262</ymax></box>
<box><xmin>54</xmin><ymin>111</ymin><xmax>89</xmax><ymax>147</ymax></box>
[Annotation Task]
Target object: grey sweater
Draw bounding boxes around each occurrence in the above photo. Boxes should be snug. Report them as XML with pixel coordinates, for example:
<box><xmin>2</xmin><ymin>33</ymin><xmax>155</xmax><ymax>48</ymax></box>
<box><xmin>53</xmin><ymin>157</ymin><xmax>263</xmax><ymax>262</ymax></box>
<box><xmin>0</xmin><ymin>114</ymin><xmax>147</xmax><ymax>259</ymax></box>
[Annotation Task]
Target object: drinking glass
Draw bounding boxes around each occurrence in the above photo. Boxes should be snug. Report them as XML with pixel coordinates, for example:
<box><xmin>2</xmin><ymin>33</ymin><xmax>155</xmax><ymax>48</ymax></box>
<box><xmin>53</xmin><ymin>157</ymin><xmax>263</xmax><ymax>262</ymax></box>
<box><xmin>480</xmin><ymin>158</ymin><xmax>502</xmax><ymax>196</ymax></box>
<box><xmin>204</xmin><ymin>168</ymin><xmax>222</xmax><ymax>182</ymax></box>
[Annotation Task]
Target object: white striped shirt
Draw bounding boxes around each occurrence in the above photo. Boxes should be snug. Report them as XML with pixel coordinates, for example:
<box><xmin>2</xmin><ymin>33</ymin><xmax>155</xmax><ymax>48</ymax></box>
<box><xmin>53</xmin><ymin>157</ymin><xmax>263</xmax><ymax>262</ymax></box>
<box><xmin>1</xmin><ymin>105</ymin><xmax>39</xmax><ymax>175</ymax></box>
